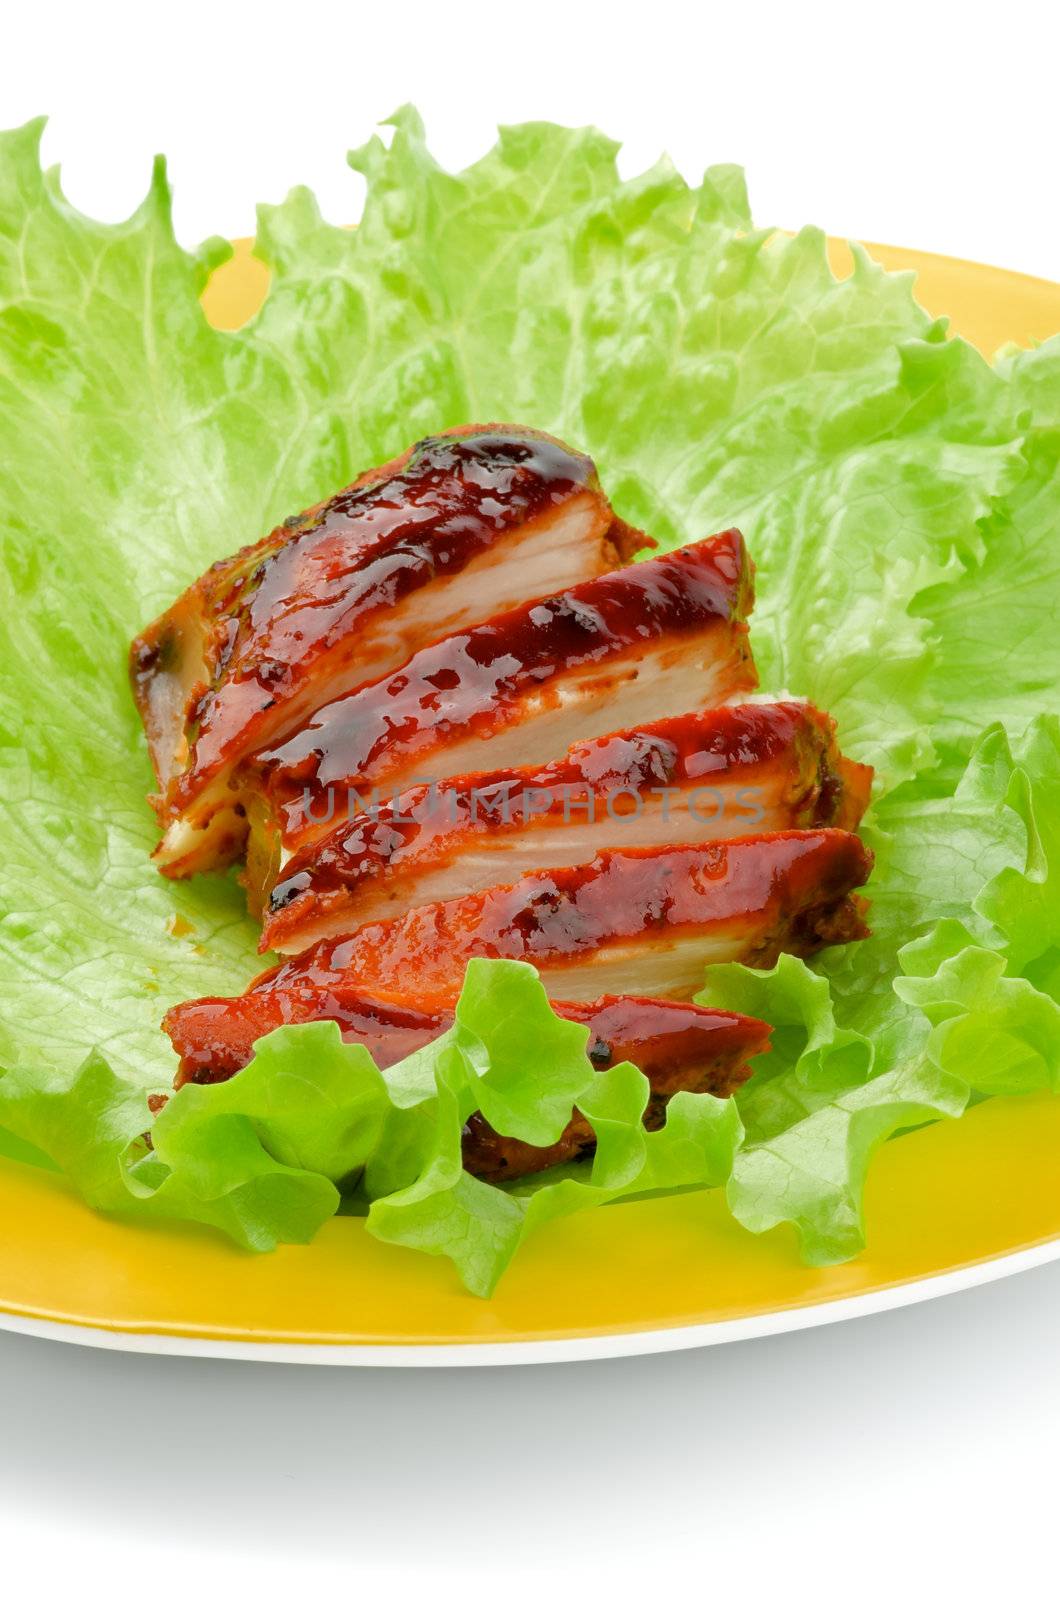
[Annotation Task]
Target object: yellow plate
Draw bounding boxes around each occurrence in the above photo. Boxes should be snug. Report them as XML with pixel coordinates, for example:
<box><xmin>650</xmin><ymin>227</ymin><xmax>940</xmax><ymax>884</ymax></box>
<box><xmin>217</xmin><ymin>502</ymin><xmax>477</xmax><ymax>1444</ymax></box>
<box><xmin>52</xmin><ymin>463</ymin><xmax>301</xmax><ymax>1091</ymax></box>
<box><xmin>3</xmin><ymin>241</ymin><xmax>1059</xmax><ymax>1364</ymax></box>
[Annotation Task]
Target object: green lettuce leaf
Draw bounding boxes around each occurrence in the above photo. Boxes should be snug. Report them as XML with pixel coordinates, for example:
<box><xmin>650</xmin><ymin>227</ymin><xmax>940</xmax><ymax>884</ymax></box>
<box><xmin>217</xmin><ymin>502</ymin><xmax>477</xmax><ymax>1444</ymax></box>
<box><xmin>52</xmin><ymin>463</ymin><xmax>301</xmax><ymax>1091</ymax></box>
<box><xmin>364</xmin><ymin>961</ymin><xmax>741</xmax><ymax>1294</ymax></box>
<box><xmin>0</xmin><ymin>112</ymin><xmax>1058</xmax><ymax>1293</ymax></box>
<box><xmin>0</xmin><ymin>957</ymin><xmax>743</xmax><ymax>1294</ymax></box>
<box><xmin>696</xmin><ymin>716</ymin><xmax>1060</xmax><ymax>1263</ymax></box>
<box><xmin>896</xmin><ymin>922</ymin><xmax>1060</xmax><ymax>1097</ymax></box>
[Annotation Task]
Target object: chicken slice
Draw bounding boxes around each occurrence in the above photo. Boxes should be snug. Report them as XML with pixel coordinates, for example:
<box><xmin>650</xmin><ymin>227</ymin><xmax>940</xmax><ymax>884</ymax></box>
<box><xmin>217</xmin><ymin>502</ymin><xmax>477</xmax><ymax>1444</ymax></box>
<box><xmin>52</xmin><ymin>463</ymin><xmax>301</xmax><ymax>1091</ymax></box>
<box><xmin>164</xmin><ymin>985</ymin><xmax>446</xmax><ymax>1087</ymax></box>
<box><xmin>243</xmin><ymin>528</ymin><xmax>757</xmax><ymax>881</ymax></box>
<box><xmin>131</xmin><ymin>425</ymin><xmax>650</xmax><ymax>878</ymax></box>
<box><xmin>460</xmin><ymin>995</ymin><xmax>769</xmax><ymax>1182</ymax></box>
<box><xmin>162</xmin><ymin>986</ymin><xmax>769</xmax><ymax>1183</ymax></box>
<box><xmin>248</xmin><ymin>831</ymin><xmax>872</xmax><ymax>1007</ymax></box>
<box><xmin>261</xmin><ymin>700</ymin><xmax>873</xmax><ymax>953</ymax></box>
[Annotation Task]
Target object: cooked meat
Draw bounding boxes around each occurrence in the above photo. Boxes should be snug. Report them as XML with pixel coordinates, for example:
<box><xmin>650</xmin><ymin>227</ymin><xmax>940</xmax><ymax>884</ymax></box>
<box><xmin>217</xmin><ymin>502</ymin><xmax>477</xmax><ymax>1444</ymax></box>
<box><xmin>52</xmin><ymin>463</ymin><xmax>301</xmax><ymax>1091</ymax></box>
<box><xmin>131</xmin><ymin>425</ymin><xmax>650</xmax><ymax>879</ymax></box>
<box><xmin>460</xmin><ymin>994</ymin><xmax>769</xmax><ymax>1181</ymax></box>
<box><xmin>261</xmin><ymin>700</ymin><xmax>873</xmax><ymax>953</ymax></box>
<box><xmin>165</xmin><ymin>984</ymin><xmax>447</xmax><ymax>1086</ymax></box>
<box><xmin>242</xmin><ymin>529</ymin><xmax>757</xmax><ymax>884</ymax></box>
<box><xmin>133</xmin><ymin>412</ymin><xmax>878</xmax><ymax>1201</ymax></box>
<box><xmin>248</xmin><ymin>832</ymin><xmax>872</xmax><ymax>1007</ymax></box>
<box><xmin>163</xmin><ymin>986</ymin><xmax>769</xmax><ymax>1183</ymax></box>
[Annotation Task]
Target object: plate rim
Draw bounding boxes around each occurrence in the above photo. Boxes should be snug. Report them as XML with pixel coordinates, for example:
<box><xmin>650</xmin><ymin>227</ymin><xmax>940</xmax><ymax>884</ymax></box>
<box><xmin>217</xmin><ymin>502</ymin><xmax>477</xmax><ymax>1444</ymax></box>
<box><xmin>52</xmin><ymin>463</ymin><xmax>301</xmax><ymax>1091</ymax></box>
<box><xmin>4</xmin><ymin>1235</ymin><xmax>1060</xmax><ymax>1365</ymax></box>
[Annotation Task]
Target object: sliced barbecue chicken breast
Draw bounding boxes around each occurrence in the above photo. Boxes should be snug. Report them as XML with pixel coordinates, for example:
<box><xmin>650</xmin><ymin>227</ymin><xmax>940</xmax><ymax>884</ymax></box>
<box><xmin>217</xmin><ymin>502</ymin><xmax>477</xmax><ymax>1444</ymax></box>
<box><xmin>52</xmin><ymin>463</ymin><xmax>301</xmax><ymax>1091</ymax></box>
<box><xmin>162</xmin><ymin>987</ymin><xmax>770</xmax><ymax>1183</ymax></box>
<box><xmin>261</xmin><ymin>700</ymin><xmax>872</xmax><ymax>953</ymax></box>
<box><xmin>242</xmin><ymin>527</ymin><xmax>757</xmax><ymax>892</ymax></box>
<box><xmin>244</xmin><ymin>831</ymin><xmax>872</xmax><ymax>1007</ymax></box>
<box><xmin>131</xmin><ymin>425</ymin><xmax>650</xmax><ymax>878</ymax></box>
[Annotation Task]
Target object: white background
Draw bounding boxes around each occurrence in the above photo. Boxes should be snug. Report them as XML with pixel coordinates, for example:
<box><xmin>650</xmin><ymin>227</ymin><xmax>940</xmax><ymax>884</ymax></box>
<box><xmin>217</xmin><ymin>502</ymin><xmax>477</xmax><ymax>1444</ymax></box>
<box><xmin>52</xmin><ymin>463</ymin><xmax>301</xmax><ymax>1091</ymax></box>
<box><xmin>3</xmin><ymin>2</ymin><xmax>1059</xmax><ymax>1593</ymax></box>
<box><xmin>3</xmin><ymin>0</ymin><xmax>1059</xmax><ymax>279</ymax></box>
